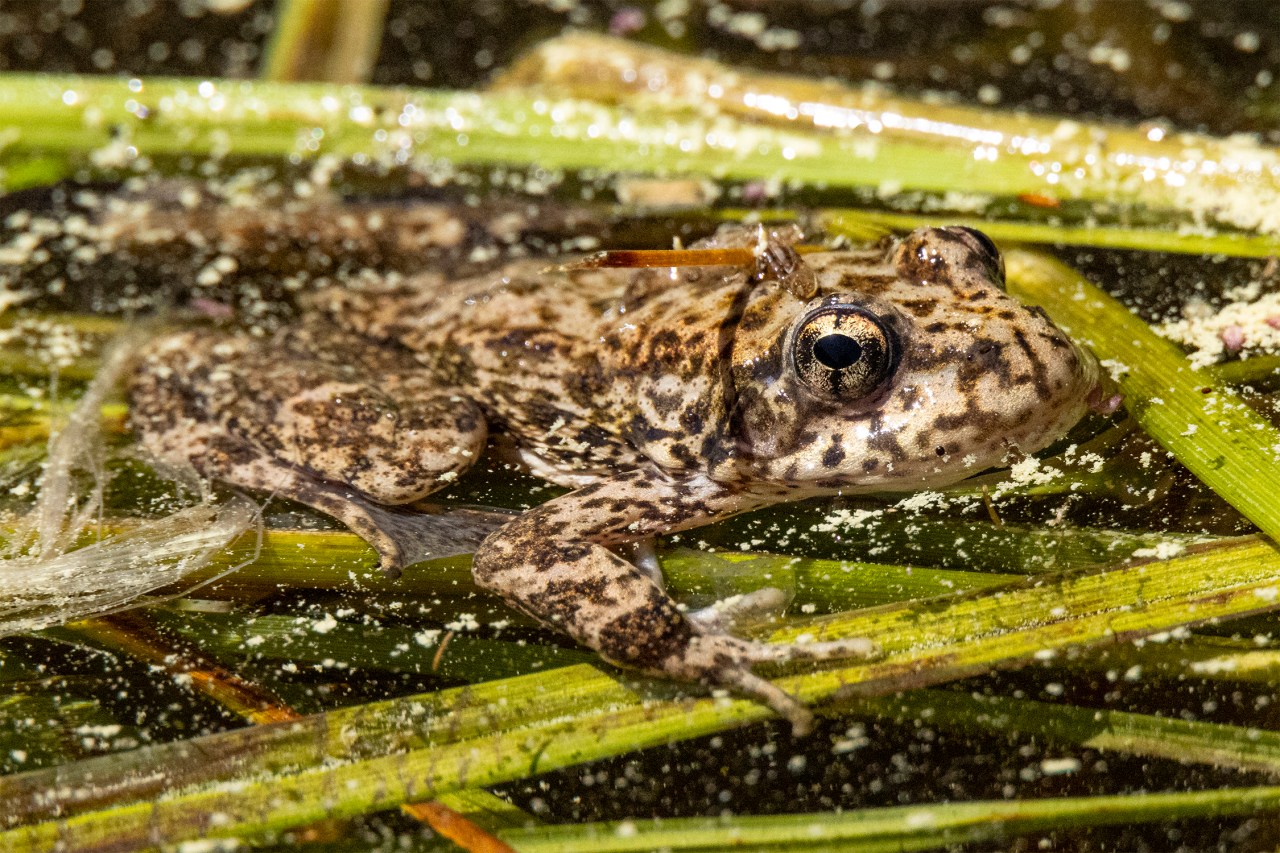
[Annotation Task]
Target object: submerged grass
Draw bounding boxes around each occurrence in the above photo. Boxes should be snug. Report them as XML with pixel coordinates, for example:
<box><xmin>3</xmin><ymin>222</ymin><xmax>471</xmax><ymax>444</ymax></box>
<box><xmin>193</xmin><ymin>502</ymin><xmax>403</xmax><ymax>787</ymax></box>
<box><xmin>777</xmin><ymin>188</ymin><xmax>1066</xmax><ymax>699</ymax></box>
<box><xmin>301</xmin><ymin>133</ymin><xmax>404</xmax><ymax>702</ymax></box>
<box><xmin>9</xmin><ymin>535</ymin><xmax>1280</xmax><ymax>848</ymax></box>
<box><xmin>1006</xmin><ymin>250</ymin><xmax>1280</xmax><ymax>543</ymax></box>
<box><xmin>0</xmin><ymin>32</ymin><xmax>1277</xmax><ymax>238</ymax></box>
<box><xmin>3</xmin><ymin>27</ymin><xmax>1280</xmax><ymax>853</ymax></box>
<box><xmin>494</xmin><ymin>788</ymin><xmax>1280</xmax><ymax>852</ymax></box>
<box><xmin>850</xmin><ymin>688</ymin><xmax>1280</xmax><ymax>777</ymax></box>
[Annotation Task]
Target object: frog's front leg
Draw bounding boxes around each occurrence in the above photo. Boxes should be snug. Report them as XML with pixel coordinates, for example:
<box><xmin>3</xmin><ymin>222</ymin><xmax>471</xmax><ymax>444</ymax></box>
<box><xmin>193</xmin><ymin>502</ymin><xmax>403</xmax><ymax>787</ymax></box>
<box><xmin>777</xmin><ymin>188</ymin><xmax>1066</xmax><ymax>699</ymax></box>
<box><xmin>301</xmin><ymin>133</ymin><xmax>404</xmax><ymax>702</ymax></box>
<box><xmin>472</xmin><ymin>468</ymin><xmax>875</xmax><ymax>733</ymax></box>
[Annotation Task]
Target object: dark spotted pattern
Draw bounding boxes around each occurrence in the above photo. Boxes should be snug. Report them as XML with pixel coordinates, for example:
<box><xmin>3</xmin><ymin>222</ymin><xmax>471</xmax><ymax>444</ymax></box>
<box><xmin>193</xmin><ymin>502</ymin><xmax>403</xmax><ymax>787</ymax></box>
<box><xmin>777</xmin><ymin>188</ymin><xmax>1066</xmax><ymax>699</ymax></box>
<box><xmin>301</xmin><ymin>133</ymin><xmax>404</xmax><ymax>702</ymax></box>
<box><xmin>130</xmin><ymin>219</ymin><xmax>1098</xmax><ymax>731</ymax></box>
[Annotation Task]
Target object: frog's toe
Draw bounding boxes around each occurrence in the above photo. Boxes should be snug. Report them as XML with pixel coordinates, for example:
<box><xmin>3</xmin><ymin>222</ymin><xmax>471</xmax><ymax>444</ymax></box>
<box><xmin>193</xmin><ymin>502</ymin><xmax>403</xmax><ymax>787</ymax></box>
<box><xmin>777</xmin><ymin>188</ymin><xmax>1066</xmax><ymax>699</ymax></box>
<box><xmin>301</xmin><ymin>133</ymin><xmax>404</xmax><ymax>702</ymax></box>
<box><xmin>664</xmin><ymin>633</ymin><xmax>879</xmax><ymax>735</ymax></box>
<box><xmin>663</xmin><ymin>633</ymin><xmax>812</xmax><ymax>733</ymax></box>
<box><xmin>687</xmin><ymin>587</ymin><xmax>790</xmax><ymax>634</ymax></box>
<box><xmin>764</xmin><ymin>635</ymin><xmax>879</xmax><ymax>663</ymax></box>
<box><xmin>718</xmin><ymin>665</ymin><xmax>816</xmax><ymax>736</ymax></box>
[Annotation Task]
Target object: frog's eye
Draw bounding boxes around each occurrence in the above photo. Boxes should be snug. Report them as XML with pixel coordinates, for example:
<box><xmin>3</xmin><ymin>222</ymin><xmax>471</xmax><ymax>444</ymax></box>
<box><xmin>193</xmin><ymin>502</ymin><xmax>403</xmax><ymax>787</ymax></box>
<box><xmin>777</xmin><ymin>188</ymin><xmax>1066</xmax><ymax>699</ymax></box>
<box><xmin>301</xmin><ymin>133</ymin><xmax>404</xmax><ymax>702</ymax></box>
<box><xmin>949</xmin><ymin>226</ymin><xmax>1006</xmax><ymax>286</ymax></box>
<box><xmin>792</xmin><ymin>306</ymin><xmax>899</xmax><ymax>399</ymax></box>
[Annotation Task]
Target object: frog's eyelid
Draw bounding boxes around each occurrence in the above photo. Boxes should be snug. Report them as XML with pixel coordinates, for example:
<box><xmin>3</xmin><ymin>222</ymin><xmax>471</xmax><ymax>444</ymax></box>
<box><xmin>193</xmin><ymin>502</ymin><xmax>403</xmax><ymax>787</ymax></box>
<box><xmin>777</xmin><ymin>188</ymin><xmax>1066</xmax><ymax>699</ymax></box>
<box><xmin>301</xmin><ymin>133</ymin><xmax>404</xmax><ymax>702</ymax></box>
<box><xmin>953</xmin><ymin>226</ymin><xmax>1001</xmax><ymax>261</ymax></box>
<box><xmin>946</xmin><ymin>226</ymin><xmax>1007</xmax><ymax>286</ymax></box>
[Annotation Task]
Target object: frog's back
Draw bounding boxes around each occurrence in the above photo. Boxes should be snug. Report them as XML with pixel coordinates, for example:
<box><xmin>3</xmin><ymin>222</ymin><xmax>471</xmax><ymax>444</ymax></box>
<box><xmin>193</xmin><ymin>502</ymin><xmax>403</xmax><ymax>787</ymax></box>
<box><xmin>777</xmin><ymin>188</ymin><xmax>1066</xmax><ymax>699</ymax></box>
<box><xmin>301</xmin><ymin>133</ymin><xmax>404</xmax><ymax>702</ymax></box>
<box><xmin>311</xmin><ymin>259</ymin><xmax>645</xmax><ymax>481</ymax></box>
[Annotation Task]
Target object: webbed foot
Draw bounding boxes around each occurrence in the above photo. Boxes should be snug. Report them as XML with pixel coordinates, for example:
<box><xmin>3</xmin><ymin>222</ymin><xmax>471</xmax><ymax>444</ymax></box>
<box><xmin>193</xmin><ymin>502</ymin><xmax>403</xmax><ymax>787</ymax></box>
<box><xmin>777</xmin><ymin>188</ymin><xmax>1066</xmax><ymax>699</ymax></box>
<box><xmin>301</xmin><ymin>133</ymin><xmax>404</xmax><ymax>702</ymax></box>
<box><xmin>471</xmin><ymin>468</ymin><xmax>882</xmax><ymax>735</ymax></box>
<box><xmin>663</xmin><ymin>632</ymin><xmax>879</xmax><ymax>736</ymax></box>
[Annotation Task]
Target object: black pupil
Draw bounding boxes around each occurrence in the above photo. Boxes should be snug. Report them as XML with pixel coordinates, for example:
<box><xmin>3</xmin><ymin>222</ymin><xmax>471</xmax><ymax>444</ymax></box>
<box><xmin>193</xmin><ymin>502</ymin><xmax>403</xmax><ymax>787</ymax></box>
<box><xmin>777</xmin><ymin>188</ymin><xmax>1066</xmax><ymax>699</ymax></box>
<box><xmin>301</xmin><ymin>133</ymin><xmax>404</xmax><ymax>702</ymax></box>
<box><xmin>813</xmin><ymin>333</ymin><xmax>863</xmax><ymax>369</ymax></box>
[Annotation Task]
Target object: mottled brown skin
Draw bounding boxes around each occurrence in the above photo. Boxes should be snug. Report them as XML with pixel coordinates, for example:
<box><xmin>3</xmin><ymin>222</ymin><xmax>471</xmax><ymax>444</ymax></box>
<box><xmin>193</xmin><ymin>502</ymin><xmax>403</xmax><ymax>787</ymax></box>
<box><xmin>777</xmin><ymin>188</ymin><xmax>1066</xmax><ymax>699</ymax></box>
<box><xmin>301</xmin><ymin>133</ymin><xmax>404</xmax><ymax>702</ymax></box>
<box><xmin>129</xmin><ymin>223</ymin><xmax>1100</xmax><ymax>731</ymax></box>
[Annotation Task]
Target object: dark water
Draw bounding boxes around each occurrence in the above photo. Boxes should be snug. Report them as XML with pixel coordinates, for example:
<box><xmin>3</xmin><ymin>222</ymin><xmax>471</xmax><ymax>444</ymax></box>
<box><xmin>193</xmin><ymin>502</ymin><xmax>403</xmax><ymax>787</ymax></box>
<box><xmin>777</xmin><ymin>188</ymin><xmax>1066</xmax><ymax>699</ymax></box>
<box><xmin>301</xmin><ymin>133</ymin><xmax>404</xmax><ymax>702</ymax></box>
<box><xmin>2</xmin><ymin>3</ymin><xmax>1279</xmax><ymax>851</ymax></box>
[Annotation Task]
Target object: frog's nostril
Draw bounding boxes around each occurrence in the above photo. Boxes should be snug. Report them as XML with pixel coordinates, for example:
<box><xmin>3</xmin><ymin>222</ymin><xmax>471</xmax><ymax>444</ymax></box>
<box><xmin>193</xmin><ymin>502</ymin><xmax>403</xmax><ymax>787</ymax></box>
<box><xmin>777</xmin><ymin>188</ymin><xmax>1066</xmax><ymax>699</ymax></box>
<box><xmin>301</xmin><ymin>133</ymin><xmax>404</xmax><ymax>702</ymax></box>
<box><xmin>1087</xmin><ymin>381</ymin><xmax>1125</xmax><ymax>415</ymax></box>
<box><xmin>951</xmin><ymin>227</ymin><xmax>999</xmax><ymax>260</ymax></box>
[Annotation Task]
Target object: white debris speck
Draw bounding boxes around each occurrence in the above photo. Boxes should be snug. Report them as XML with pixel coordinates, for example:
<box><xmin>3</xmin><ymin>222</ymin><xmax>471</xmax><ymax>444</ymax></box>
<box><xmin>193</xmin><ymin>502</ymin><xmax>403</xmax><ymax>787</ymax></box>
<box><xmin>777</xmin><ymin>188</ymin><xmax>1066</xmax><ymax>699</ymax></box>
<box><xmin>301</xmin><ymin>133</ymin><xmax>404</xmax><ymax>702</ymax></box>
<box><xmin>89</xmin><ymin>137</ymin><xmax>136</xmax><ymax>169</ymax></box>
<box><xmin>445</xmin><ymin>613</ymin><xmax>480</xmax><ymax>632</ymax></box>
<box><xmin>1190</xmin><ymin>657</ymin><xmax>1238</xmax><ymax>675</ymax></box>
<box><xmin>812</xmin><ymin>507</ymin><xmax>883</xmax><ymax>533</ymax></box>
<box><xmin>1159</xmin><ymin>281</ymin><xmax>1280</xmax><ymax>367</ymax></box>
<box><xmin>894</xmin><ymin>490</ymin><xmax>948</xmax><ymax>513</ymax></box>
<box><xmin>1131</xmin><ymin>541</ymin><xmax>1186</xmax><ymax>560</ymax></box>
<box><xmin>994</xmin><ymin>457</ymin><xmax>1061</xmax><ymax>496</ymax></box>
<box><xmin>1040</xmin><ymin>757</ymin><xmax>1082</xmax><ymax>775</ymax></box>
<box><xmin>1098</xmin><ymin>358</ymin><xmax>1130</xmax><ymax>381</ymax></box>
<box><xmin>195</xmin><ymin>264</ymin><xmax>224</xmax><ymax>287</ymax></box>
<box><xmin>1235</xmin><ymin>31</ymin><xmax>1261</xmax><ymax>53</ymax></box>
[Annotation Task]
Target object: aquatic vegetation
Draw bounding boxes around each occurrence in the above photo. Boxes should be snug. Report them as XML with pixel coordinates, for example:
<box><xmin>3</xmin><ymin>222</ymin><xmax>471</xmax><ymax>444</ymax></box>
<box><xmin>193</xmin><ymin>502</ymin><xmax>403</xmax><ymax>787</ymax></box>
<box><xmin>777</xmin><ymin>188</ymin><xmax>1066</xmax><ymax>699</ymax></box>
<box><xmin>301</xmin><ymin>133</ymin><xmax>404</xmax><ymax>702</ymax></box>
<box><xmin>3</xmin><ymin>6</ymin><xmax>1280</xmax><ymax>852</ymax></box>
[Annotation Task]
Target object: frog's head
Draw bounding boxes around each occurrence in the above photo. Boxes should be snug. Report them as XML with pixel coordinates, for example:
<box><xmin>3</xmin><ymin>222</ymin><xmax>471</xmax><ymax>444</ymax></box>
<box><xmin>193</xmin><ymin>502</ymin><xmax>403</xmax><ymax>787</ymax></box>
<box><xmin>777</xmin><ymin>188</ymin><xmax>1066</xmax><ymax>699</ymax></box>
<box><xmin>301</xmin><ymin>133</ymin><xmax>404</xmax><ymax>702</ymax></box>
<box><xmin>726</xmin><ymin>227</ymin><xmax>1100</xmax><ymax>493</ymax></box>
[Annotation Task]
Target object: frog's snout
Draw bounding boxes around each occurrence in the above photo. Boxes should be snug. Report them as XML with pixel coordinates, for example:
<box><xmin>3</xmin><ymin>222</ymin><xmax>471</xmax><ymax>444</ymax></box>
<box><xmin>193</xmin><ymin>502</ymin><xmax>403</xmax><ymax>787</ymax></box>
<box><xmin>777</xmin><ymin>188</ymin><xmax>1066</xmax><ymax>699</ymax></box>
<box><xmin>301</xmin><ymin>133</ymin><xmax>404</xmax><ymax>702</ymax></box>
<box><xmin>1087</xmin><ymin>378</ymin><xmax>1124</xmax><ymax>415</ymax></box>
<box><xmin>1063</xmin><ymin>336</ymin><xmax>1108</xmax><ymax>411</ymax></box>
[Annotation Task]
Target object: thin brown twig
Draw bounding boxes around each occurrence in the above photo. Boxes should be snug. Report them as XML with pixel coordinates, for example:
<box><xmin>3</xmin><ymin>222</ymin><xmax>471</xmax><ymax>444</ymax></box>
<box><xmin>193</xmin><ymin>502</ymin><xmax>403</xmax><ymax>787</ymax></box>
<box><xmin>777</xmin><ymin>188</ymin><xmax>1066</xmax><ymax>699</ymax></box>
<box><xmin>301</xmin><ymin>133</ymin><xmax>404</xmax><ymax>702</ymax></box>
<box><xmin>70</xmin><ymin>610</ymin><xmax>518</xmax><ymax>851</ymax></box>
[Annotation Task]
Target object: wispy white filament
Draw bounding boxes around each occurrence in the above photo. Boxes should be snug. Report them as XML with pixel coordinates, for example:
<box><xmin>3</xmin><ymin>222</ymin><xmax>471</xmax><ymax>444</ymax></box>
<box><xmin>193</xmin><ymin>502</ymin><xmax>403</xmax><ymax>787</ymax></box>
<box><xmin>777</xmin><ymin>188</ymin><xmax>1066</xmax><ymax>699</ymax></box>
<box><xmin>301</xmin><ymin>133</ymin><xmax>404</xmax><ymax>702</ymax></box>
<box><xmin>1</xmin><ymin>336</ymin><xmax>259</xmax><ymax>636</ymax></box>
<box><xmin>0</xmin><ymin>497</ymin><xmax>258</xmax><ymax>636</ymax></box>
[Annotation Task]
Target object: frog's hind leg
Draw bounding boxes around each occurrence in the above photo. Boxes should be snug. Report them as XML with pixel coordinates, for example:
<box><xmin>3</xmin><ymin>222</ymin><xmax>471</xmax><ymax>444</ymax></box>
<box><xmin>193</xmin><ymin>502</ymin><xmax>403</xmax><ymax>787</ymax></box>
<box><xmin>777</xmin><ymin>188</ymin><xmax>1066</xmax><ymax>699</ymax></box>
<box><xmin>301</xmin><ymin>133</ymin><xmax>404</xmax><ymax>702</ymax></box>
<box><xmin>472</xmin><ymin>469</ymin><xmax>876</xmax><ymax>734</ymax></box>
<box><xmin>128</xmin><ymin>328</ymin><xmax>490</xmax><ymax>573</ymax></box>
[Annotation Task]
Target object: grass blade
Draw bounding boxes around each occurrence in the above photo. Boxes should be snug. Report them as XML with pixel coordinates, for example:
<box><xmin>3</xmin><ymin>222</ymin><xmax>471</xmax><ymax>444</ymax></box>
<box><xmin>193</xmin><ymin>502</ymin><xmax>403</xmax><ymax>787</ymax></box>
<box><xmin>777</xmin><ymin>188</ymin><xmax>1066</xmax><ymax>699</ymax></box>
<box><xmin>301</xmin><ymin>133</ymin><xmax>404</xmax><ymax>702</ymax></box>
<box><xmin>819</xmin><ymin>208</ymin><xmax>1280</xmax><ymax>258</ymax></box>
<box><xmin>0</xmin><ymin>51</ymin><xmax>1276</xmax><ymax>232</ymax></box>
<box><xmin>496</xmin><ymin>788</ymin><xmax>1280</xmax><ymax>852</ymax></box>
<box><xmin>10</xmin><ymin>534</ymin><xmax>1280</xmax><ymax>848</ymax></box>
<box><xmin>849</xmin><ymin>688</ymin><xmax>1280</xmax><ymax>777</ymax></box>
<box><xmin>503</xmin><ymin>34</ymin><xmax>1280</xmax><ymax>233</ymax></box>
<box><xmin>1004</xmin><ymin>250</ymin><xmax>1280</xmax><ymax>544</ymax></box>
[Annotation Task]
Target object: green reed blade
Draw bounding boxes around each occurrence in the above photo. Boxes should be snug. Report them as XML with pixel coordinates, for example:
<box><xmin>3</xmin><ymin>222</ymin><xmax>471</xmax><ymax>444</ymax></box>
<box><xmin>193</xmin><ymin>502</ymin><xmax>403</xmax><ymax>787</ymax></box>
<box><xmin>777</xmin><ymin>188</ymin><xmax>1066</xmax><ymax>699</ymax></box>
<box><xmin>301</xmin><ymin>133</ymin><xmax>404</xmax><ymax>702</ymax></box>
<box><xmin>10</xmin><ymin>534</ymin><xmax>1280</xmax><ymax>848</ymax></box>
<box><xmin>497</xmin><ymin>787</ymin><xmax>1280</xmax><ymax>852</ymax></box>
<box><xmin>1005</xmin><ymin>250</ymin><xmax>1280</xmax><ymax>544</ymax></box>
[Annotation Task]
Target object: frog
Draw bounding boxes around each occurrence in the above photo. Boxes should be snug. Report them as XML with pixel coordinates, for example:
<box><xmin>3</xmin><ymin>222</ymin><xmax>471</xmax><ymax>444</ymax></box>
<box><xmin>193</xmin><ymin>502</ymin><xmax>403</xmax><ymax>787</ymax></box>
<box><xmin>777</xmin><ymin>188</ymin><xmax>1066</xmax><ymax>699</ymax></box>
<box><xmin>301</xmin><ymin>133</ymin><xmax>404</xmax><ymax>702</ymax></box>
<box><xmin>127</xmin><ymin>219</ymin><xmax>1101</xmax><ymax>731</ymax></box>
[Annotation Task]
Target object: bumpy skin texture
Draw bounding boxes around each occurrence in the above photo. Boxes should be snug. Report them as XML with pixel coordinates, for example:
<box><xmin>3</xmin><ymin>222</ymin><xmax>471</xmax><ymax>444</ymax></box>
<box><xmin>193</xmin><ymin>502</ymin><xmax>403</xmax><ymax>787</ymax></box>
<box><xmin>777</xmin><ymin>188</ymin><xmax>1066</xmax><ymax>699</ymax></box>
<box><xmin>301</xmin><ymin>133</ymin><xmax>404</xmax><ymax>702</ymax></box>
<box><xmin>129</xmin><ymin>222</ymin><xmax>1100</xmax><ymax>731</ymax></box>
